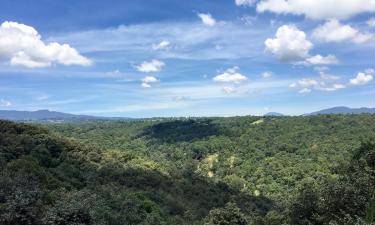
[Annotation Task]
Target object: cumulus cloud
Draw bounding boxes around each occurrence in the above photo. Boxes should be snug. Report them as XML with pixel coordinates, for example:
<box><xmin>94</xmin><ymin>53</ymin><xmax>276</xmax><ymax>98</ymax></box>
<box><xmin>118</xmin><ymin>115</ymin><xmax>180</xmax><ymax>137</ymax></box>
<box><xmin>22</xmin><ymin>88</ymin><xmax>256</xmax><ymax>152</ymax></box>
<box><xmin>290</xmin><ymin>78</ymin><xmax>319</xmax><ymax>88</ymax></box>
<box><xmin>0</xmin><ymin>99</ymin><xmax>11</xmax><ymax>107</ymax></box>
<box><xmin>290</xmin><ymin>77</ymin><xmax>345</xmax><ymax>93</ymax></box>
<box><xmin>136</xmin><ymin>59</ymin><xmax>165</xmax><ymax>73</ymax></box>
<box><xmin>213</xmin><ymin>67</ymin><xmax>247</xmax><ymax>83</ymax></box>
<box><xmin>367</xmin><ymin>18</ymin><xmax>375</xmax><ymax>27</ymax></box>
<box><xmin>317</xmin><ymin>83</ymin><xmax>346</xmax><ymax>91</ymax></box>
<box><xmin>142</xmin><ymin>76</ymin><xmax>159</xmax><ymax>83</ymax></box>
<box><xmin>299</xmin><ymin>88</ymin><xmax>311</xmax><ymax>93</ymax></box>
<box><xmin>265</xmin><ymin>25</ymin><xmax>313</xmax><ymax>62</ymax></box>
<box><xmin>197</xmin><ymin>13</ymin><xmax>216</xmax><ymax>26</ymax></box>
<box><xmin>256</xmin><ymin>0</ymin><xmax>375</xmax><ymax>20</ymax></box>
<box><xmin>266</xmin><ymin>25</ymin><xmax>338</xmax><ymax>64</ymax></box>
<box><xmin>261</xmin><ymin>71</ymin><xmax>273</xmax><ymax>78</ymax></box>
<box><xmin>235</xmin><ymin>0</ymin><xmax>257</xmax><ymax>6</ymax></box>
<box><xmin>141</xmin><ymin>76</ymin><xmax>159</xmax><ymax>88</ymax></box>
<box><xmin>0</xmin><ymin>21</ymin><xmax>92</xmax><ymax>68</ymax></box>
<box><xmin>306</xmin><ymin>54</ymin><xmax>338</xmax><ymax>65</ymax></box>
<box><xmin>350</xmin><ymin>71</ymin><xmax>373</xmax><ymax>85</ymax></box>
<box><xmin>222</xmin><ymin>86</ymin><xmax>237</xmax><ymax>94</ymax></box>
<box><xmin>152</xmin><ymin>40</ymin><xmax>170</xmax><ymax>50</ymax></box>
<box><xmin>141</xmin><ymin>83</ymin><xmax>152</xmax><ymax>88</ymax></box>
<box><xmin>312</xmin><ymin>20</ymin><xmax>374</xmax><ymax>44</ymax></box>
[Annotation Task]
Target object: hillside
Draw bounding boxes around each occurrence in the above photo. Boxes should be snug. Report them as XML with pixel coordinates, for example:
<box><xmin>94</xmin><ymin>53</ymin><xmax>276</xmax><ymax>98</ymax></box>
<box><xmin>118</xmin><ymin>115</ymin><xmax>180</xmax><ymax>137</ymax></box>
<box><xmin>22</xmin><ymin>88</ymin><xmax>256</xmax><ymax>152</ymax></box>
<box><xmin>1</xmin><ymin>115</ymin><xmax>375</xmax><ymax>224</ymax></box>
<box><xmin>264</xmin><ymin>112</ymin><xmax>284</xmax><ymax>116</ymax></box>
<box><xmin>0</xmin><ymin>109</ymin><xmax>98</xmax><ymax>121</ymax></box>
<box><xmin>309</xmin><ymin>106</ymin><xmax>375</xmax><ymax>115</ymax></box>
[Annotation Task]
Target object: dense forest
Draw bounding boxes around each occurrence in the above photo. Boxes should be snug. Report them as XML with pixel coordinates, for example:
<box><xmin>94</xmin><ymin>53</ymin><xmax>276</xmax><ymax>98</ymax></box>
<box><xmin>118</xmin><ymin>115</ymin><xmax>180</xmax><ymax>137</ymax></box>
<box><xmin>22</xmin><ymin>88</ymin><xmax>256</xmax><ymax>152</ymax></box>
<box><xmin>1</xmin><ymin>115</ymin><xmax>374</xmax><ymax>224</ymax></box>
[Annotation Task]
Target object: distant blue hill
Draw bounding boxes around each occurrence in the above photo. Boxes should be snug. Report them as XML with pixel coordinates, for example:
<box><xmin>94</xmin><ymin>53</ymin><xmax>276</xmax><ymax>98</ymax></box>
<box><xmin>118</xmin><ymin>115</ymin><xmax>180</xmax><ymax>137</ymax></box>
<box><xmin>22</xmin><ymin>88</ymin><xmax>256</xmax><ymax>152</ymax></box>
<box><xmin>308</xmin><ymin>106</ymin><xmax>375</xmax><ymax>115</ymax></box>
<box><xmin>264</xmin><ymin>112</ymin><xmax>284</xmax><ymax>117</ymax></box>
<box><xmin>0</xmin><ymin>110</ymin><xmax>98</xmax><ymax>121</ymax></box>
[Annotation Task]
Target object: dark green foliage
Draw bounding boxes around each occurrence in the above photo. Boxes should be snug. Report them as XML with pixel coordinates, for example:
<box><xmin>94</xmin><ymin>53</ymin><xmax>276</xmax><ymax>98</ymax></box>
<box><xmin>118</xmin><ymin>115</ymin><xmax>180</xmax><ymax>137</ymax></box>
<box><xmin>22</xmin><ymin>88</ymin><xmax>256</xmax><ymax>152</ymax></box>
<box><xmin>205</xmin><ymin>203</ymin><xmax>248</xmax><ymax>225</ymax></box>
<box><xmin>0</xmin><ymin>114</ymin><xmax>375</xmax><ymax>224</ymax></box>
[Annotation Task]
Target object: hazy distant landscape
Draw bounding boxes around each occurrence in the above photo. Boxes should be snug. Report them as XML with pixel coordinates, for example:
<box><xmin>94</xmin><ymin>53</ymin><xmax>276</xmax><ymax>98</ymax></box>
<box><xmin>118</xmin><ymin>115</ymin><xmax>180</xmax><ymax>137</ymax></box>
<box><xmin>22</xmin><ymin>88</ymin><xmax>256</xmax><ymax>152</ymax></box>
<box><xmin>1</xmin><ymin>0</ymin><xmax>375</xmax><ymax>224</ymax></box>
<box><xmin>1</xmin><ymin>106</ymin><xmax>375</xmax><ymax>122</ymax></box>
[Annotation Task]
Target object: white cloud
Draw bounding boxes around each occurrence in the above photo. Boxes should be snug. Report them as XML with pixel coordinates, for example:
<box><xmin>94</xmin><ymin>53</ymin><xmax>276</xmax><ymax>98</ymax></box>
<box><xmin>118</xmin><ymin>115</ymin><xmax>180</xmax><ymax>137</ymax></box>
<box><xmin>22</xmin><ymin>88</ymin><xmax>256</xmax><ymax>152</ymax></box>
<box><xmin>213</xmin><ymin>67</ymin><xmax>248</xmax><ymax>83</ymax></box>
<box><xmin>152</xmin><ymin>40</ymin><xmax>170</xmax><ymax>50</ymax></box>
<box><xmin>141</xmin><ymin>82</ymin><xmax>152</xmax><ymax>88</ymax></box>
<box><xmin>291</xmin><ymin>77</ymin><xmax>346</xmax><ymax>93</ymax></box>
<box><xmin>256</xmin><ymin>0</ymin><xmax>375</xmax><ymax>20</ymax></box>
<box><xmin>306</xmin><ymin>54</ymin><xmax>338</xmax><ymax>65</ymax></box>
<box><xmin>292</xmin><ymin>78</ymin><xmax>319</xmax><ymax>88</ymax></box>
<box><xmin>312</xmin><ymin>20</ymin><xmax>374</xmax><ymax>44</ymax></box>
<box><xmin>0</xmin><ymin>99</ymin><xmax>11</xmax><ymax>107</ymax></box>
<box><xmin>141</xmin><ymin>76</ymin><xmax>159</xmax><ymax>88</ymax></box>
<box><xmin>265</xmin><ymin>25</ymin><xmax>313</xmax><ymax>62</ymax></box>
<box><xmin>222</xmin><ymin>86</ymin><xmax>237</xmax><ymax>94</ymax></box>
<box><xmin>235</xmin><ymin>0</ymin><xmax>257</xmax><ymax>6</ymax></box>
<box><xmin>142</xmin><ymin>76</ymin><xmax>159</xmax><ymax>83</ymax></box>
<box><xmin>0</xmin><ymin>21</ymin><xmax>91</xmax><ymax>68</ymax></box>
<box><xmin>317</xmin><ymin>83</ymin><xmax>346</xmax><ymax>91</ymax></box>
<box><xmin>319</xmin><ymin>71</ymin><xmax>340</xmax><ymax>80</ymax></box>
<box><xmin>197</xmin><ymin>13</ymin><xmax>216</xmax><ymax>26</ymax></box>
<box><xmin>299</xmin><ymin>88</ymin><xmax>311</xmax><ymax>93</ymax></box>
<box><xmin>350</xmin><ymin>72</ymin><xmax>373</xmax><ymax>85</ymax></box>
<box><xmin>262</xmin><ymin>71</ymin><xmax>273</xmax><ymax>78</ymax></box>
<box><xmin>367</xmin><ymin>18</ymin><xmax>375</xmax><ymax>27</ymax></box>
<box><xmin>136</xmin><ymin>59</ymin><xmax>165</xmax><ymax>73</ymax></box>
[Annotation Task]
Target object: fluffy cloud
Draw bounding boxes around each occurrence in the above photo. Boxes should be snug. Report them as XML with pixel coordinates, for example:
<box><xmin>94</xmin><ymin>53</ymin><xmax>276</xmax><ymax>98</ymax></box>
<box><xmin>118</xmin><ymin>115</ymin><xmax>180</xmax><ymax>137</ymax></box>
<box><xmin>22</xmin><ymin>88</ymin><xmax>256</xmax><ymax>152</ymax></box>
<box><xmin>367</xmin><ymin>18</ymin><xmax>375</xmax><ymax>27</ymax></box>
<box><xmin>290</xmin><ymin>78</ymin><xmax>319</xmax><ymax>88</ymax></box>
<box><xmin>235</xmin><ymin>0</ymin><xmax>257</xmax><ymax>6</ymax></box>
<box><xmin>312</xmin><ymin>20</ymin><xmax>374</xmax><ymax>44</ymax></box>
<box><xmin>256</xmin><ymin>0</ymin><xmax>375</xmax><ymax>20</ymax></box>
<box><xmin>142</xmin><ymin>76</ymin><xmax>159</xmax><ymax>83</ymax></box>
<box><xmin>317</xmin><ymin>83</ymin><xmax>346</xmax><ymax>91</ymax></box>
<box><xmin>136</xmin><ymin>59</ymin><xmax>165</xmax><ymax>73</ymax></box>
<box><xmin>290</xmin><ymin>78</ymin><xmax>345</xmax><ymax>93</ymax></box>
<box><xmin>265</xmin><ymin>25</ymin><xmax>313</xmax><ymax>62</ymax></box>
<box><xmin>266</xmin><ymin>25</ymin><xmax>338</xmax><ymax>64</ymax></box>
<box><xmin>213</xmin><ymin>67</ymin><xmax>247</xmax><ymax>83</ymax></box>
<box><xmin>306</xmin><ymin>54</ymin><xmax>338</xmax><ymax>65</ymax></box>
<box><xmin>197</xmin><ymin>13</ymin><xmax>216</xmax><ymax>26</ymax></box>
<box><xmin>222</xmin><ymin>86</ymin><xmax>237</xmax><ymax>94</ymax></box>
<box><xmin>299</xmin><ymin>88</ymin><xmax>311</xmax><ymax>93</ymax></box>
<box><xmin>0</xmin><ymin>99</ymin><xmax>11</xmax><ymax>107</ymax></box>
<box><xmin>152</xmin><ymin>40</ymin><xmax>170</xmax><ymax>50</ymax></box>
<box><xmin>141</xmin><ymin>76</ymin><xmax>159</xmax><ymax>88</ymax></box>
<box><xmin>141</xmin><ymin>83</ymin><xmax>152</xmax><ymax>88</ymax></box>
<box><xmin>262</xmin><ymin>71</ymin><xmax>273</xmax><ymax>78</ymax></box>
<box><xmin>350</xmin><ymin>72</ymin><xmax>373</xmax><ymax>85</ymax></box>
<box><xmin>0</xmin><ymin>21</ymin><xmax>92</xmax><ymax>68</ymax></box>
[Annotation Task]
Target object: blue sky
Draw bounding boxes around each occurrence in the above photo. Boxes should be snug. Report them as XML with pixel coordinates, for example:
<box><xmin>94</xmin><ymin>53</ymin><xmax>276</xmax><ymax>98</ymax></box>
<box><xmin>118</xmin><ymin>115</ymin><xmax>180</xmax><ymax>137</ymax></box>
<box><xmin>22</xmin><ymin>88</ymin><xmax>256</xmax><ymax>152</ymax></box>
<box><xmin>0</xmin><ymin>0</ymin><xmax>375</xmax><ymax>117</ymax></box>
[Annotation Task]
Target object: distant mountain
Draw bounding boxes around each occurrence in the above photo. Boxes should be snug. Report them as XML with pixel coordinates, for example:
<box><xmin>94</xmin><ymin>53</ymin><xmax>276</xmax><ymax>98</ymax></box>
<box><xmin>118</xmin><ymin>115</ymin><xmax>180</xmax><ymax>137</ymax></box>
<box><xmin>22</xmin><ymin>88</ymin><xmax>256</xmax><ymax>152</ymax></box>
<box><xmin>309</xmin><ymin>106</ymin><xmax>375</xmax><ymax>115</ymax></box>
<box><xmin>0</xmin><ymin>110</ymin><xmax>99</xmax><ymax>121</ymax></box>
<box><xmin>264</xmin><ymin>112</ymin><xmax>284</xmax><ymax>117</ymax></box>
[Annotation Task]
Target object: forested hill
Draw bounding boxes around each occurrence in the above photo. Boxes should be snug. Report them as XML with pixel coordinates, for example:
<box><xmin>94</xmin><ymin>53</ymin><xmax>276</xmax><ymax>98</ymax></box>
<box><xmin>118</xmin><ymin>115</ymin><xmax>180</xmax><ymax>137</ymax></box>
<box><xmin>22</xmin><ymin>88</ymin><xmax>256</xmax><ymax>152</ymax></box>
<box><xmin>1</xmin><ymin>115</ymin><xmax>375</xmax><ymax>224</ymax></box>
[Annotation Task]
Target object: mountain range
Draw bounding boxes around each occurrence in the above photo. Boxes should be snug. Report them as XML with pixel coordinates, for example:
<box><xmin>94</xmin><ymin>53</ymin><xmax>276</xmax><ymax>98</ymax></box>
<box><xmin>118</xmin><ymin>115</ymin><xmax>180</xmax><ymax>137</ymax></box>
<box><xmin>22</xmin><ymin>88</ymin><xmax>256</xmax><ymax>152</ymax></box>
<box><xmin>308</xmin><ymin>106</ymin><xmax>375</xmax><ymax>115</ymax></box>
<box><xmin>0</xmin><ymin>106</ymin><xmax>375</xmax><ymax>121</ymax></box>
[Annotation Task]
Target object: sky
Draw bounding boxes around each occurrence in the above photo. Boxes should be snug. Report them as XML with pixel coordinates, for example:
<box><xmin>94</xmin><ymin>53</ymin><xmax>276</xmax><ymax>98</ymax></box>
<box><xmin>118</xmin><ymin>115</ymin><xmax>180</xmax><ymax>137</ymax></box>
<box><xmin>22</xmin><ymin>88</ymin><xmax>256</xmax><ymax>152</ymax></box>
<box><xmin>0</xmin><ymin>0</ymin><xmax>375</xmax><ymax>117</ymax></box>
